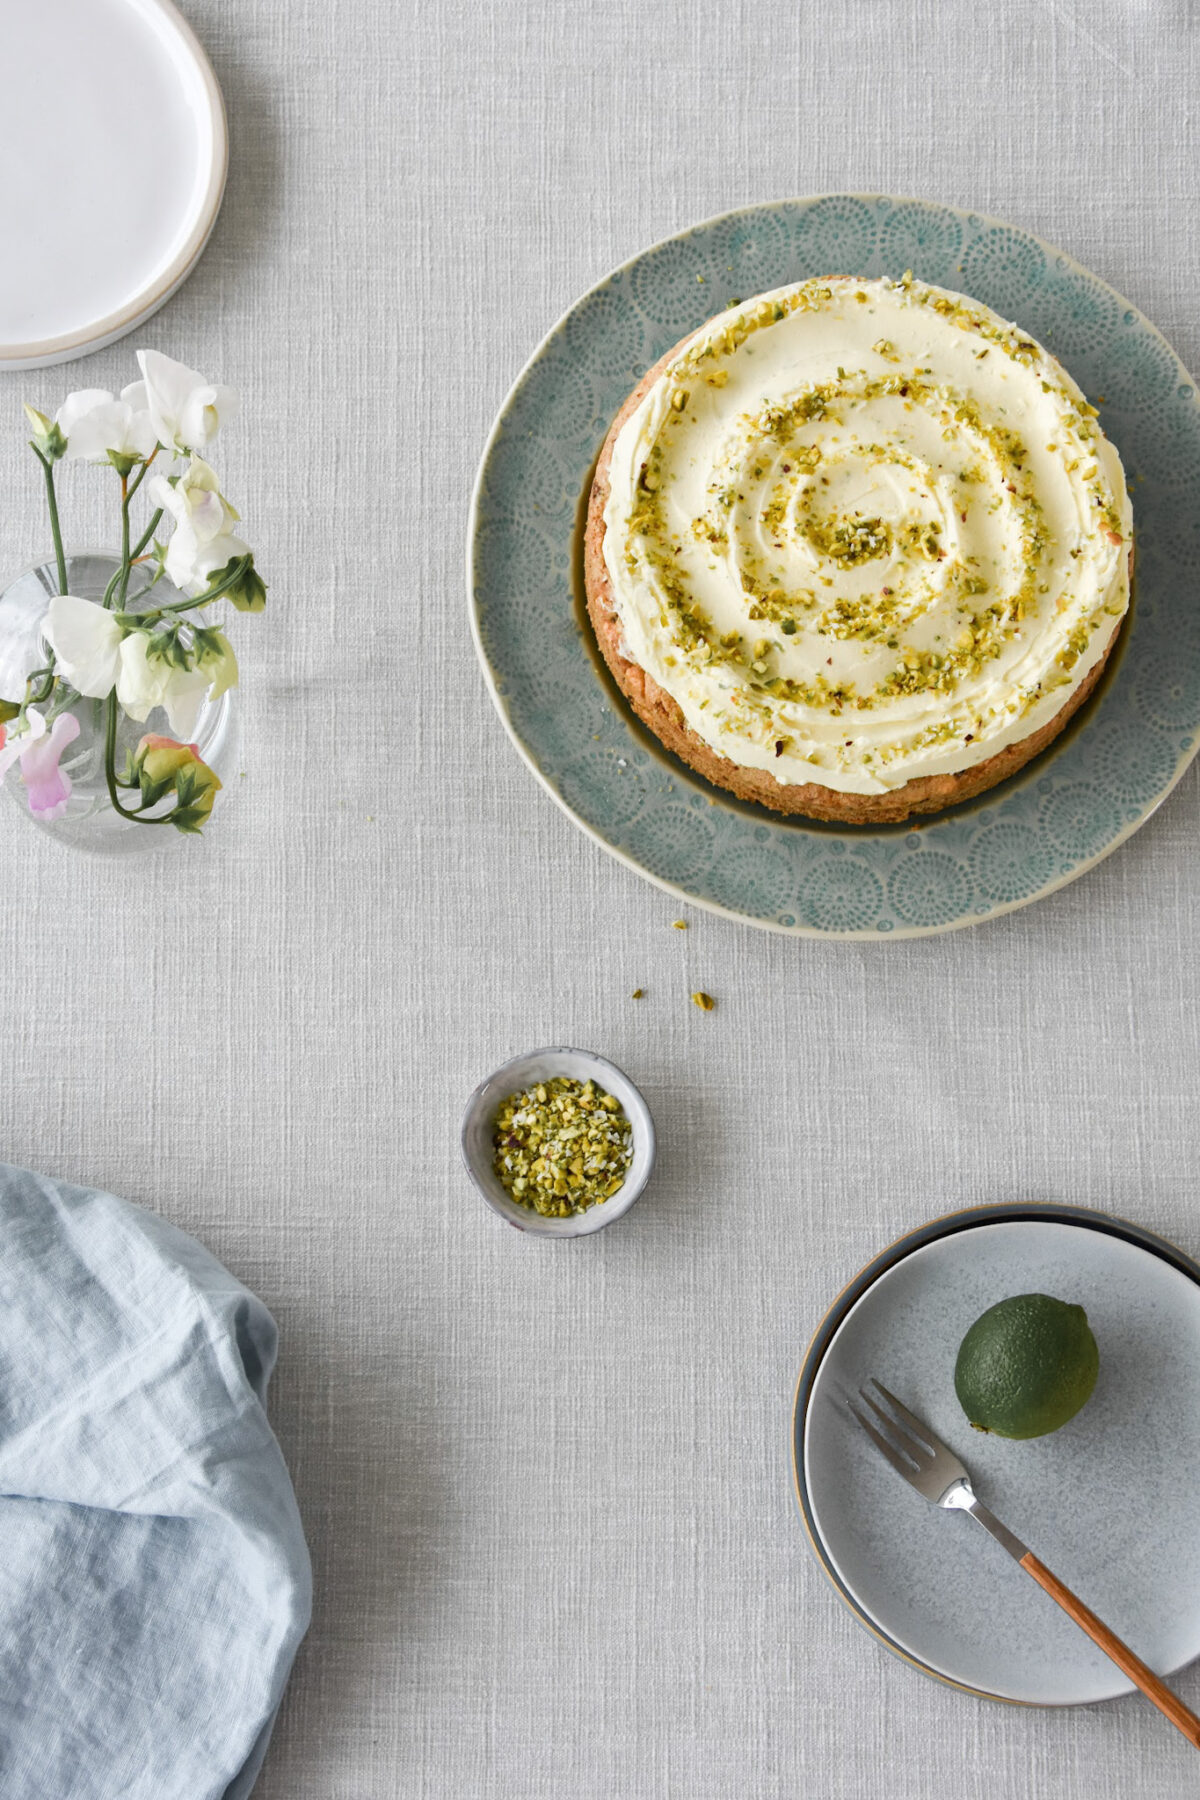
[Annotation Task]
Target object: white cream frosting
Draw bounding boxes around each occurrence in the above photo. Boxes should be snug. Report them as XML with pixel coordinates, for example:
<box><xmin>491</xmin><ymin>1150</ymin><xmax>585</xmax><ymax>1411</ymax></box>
<box><xmin>601</xmin><ymin>276</ymin><xmax>1132</xmax><ymax>794</ymax></box>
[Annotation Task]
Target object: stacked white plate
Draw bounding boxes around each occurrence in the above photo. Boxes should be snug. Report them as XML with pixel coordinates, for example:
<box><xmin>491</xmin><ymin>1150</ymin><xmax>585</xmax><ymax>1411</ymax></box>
<box><xmin>0</xmin><ymin>0</ymin><xmax>226</xmax><ymax>370</ymax></box>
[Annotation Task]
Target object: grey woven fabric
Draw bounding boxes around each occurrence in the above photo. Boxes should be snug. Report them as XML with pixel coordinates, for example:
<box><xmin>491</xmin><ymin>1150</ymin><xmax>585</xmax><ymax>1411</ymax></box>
<box><xmin>3</xmin><ymin>0</ymin><xmax>1200</xmax><ymax>1793</ymax></box>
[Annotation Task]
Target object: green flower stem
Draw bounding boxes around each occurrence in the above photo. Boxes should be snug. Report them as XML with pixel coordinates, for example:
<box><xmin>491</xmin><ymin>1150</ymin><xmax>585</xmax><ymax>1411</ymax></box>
<box><xmin>122</xmin><ymin>568</ymin><xmax>165</xmax><ymax>608</ymax></box>
<box><xmin>118</xmin><ymin>451</ymin><xmax>163</xmax><ymax>570</ymax></box>
<box><xmin>103</xmin><ymin>556</ymin><xmax>157</xmax><ymax>614</ymax></box>
<box><xmin>103</xmin><ymin>693</ymin><xmax>173</xmax><ymax>823</ymax></box>
<box><xmin>144</xmin><ymin>555</ymin><xmax>253</xmax><ymax>619</ymax></box>
<box><xmin>125</xmin><ymin>447</ymin><xmax>157</xmax><ymax>506</ymax></box>
<box><xmin>113</xmin><ymin>555</ymin><xmax>253</xmax><ymax>629</ymax></box>
<box><xmin>117</xmin><ymin>475</ymin><xmax>132</xmax><ymax>607</ymax></box>
<box><xmin>24</xmin><ymin>449</ymin><xmax>65</xmax><ymax>720</ymax></box>
<box><xmin>102</xmin><ymin>466</ymin><xmax>151</xmax><ymax>612</ymax></box>
<box><xmin>45</xmin><ymin>683</ymin><xmax>78</xmax><ymax>727</ymax></box>
<box><xmin>130</xmin><ymin>507</ymin><xmax>163</xmax><ymax>563</ymax></box>
<box><xmin>32</xmin><ymin>449</ymin><xmax>68</xmax><ymax>596</ymax></box>
<box><xmin>13</xmin><ymin>663</ymin><xmax>57</xmax><ymax>728</ymax></box>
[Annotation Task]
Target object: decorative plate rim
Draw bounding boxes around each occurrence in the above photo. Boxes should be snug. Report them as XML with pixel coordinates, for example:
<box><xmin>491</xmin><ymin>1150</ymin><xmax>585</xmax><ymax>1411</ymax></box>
<box><xmin>790</xmin><ymin>1201</ymin><xmax>1200</xmax><ymax>1705</ymax></box>
<box><xmin>468</xmin><ymin>195</ymin><xmax>1200</xmax><ymax>938</ymax></box>
<box><xmin>0</xmin><ymin>0</ymin><xmax>228</xmax><ymax>369</ymax></box>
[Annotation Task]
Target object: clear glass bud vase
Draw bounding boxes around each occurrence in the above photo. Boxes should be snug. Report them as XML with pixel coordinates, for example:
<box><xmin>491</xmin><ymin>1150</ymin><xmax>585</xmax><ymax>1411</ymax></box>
<box><xmin>0</xmin><ymin>550</ymin><xmax>239</xmax><ymax>855</ymax></box>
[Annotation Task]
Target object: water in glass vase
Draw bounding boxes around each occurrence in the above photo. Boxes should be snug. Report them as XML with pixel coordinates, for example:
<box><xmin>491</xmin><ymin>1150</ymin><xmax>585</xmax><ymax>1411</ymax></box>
<box><xmin>0</xmin><ymin>550</ymin><xmax>239</xmax><ymax>854</ymax></box>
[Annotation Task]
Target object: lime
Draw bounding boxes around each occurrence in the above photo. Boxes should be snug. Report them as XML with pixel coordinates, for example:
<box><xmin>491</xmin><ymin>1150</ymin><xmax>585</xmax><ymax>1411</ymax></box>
<box><xmin>954</xmin><ymin>1293</ymin><xmax>1099</xmax><ymax>1439</ymax></box>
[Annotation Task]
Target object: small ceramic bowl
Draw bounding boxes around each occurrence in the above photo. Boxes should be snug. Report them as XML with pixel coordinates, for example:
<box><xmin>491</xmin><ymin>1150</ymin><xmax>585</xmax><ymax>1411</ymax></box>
<box><xmin>460</xmin><ymin>1047</ymin><xmax>656</xmax><ymax>1237</ymax></box>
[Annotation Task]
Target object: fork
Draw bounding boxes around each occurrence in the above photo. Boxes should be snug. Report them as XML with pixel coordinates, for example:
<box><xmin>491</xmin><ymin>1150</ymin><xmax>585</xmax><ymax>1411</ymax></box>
<box><xmin>849</xmin><ymin>1378</ymin><xmax>1200</xmax><ymax>1748</ymax></box>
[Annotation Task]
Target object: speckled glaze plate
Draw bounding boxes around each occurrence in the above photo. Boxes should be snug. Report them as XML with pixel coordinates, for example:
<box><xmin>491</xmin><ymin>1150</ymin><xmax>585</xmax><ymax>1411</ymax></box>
<box><xmin>793</xmin><ymin>1205</ymin><xmax>1200</xmax><ymax>1704</ymax></box>
<box><xmin>469</xmin><ymin>196</ymin><xmax>1200</xmax><ymax>936</ymax></box>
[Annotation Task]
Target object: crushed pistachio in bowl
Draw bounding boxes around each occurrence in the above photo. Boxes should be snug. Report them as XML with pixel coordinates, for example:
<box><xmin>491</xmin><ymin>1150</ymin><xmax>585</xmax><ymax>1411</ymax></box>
<box><xmin>492</xmin><ymin>1075</ymin><xmax>633</xmax><ymax>1217</ymax></box>
<box><xmin>460</xmin><ymin>1047</ymin><xmax>656</xmax><ymax>1237</ymax></box>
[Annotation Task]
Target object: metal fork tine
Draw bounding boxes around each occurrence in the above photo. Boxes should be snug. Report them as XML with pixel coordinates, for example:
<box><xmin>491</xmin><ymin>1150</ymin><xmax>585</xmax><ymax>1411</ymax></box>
<box><xmin>866</xmin><ymin>1379</ymin><xmax>939</xmax><ymax>1456</ymax></box>
<box><xmin>847</xmin><ymin>1397</ymin><xmax>922</xmax><ymax>1479</ymax></box>
<box><xmin>857</xmin><ymin>1383</ymin><xmax>933</xmax><ymax>1469</ymax></box>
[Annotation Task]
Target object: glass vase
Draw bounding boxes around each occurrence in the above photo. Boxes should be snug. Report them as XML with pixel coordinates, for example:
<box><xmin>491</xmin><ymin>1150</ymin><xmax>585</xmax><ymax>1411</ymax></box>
<box><xmin>0</xmin><ymin>550</ymin><xmax>239</xmax><ymax>855</ymax></box>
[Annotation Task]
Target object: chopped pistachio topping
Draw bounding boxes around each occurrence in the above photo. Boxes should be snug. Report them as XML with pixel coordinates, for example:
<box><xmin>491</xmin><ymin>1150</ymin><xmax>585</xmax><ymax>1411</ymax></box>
<box><xmin>691</xmin><ymin>991</ymin><xmax>716</xmax><ymax>1011</ymax></box>
<box><xmin>492</xmin><ymin>1076</ymin><xmax>633</xmax><ymax>1217</ymax></box>
<box><xmin>602</xmin><ymin>274</ymin><xmax>1131</xmax><ymax>796</ymax></box>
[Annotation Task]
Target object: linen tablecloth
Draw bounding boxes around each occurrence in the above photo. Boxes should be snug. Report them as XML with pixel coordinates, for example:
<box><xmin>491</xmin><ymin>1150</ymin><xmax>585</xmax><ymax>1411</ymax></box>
<box><xmin>2</xmin><ymin>0</ymin><xmax>1199</xmax><ymax>1794</ymax></box>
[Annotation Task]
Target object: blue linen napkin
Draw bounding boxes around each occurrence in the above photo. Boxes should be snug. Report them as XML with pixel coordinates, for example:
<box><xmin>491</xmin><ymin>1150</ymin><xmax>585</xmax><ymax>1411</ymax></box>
<box><xmin>0</xmin><ymin>1164</ymin><xmax>312</xmax><ymax>1800</ymax></box>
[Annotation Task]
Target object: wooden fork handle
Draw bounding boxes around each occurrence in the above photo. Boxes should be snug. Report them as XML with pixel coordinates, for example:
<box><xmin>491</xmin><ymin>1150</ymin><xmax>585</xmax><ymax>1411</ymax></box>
<box><xmin>1020</xmin><ymin>1552</ymin><xmax>1200</xmax><ymax>1749</ymax></box>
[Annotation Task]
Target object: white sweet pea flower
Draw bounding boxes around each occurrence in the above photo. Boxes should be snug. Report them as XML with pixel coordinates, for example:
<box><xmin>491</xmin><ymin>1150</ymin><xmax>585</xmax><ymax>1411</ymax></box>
<box><xmin>45</xmin><ymin>596</ymin><xmax>232</xmax><ymax>738</ymax></box>
<box><xmin>115</xmin><ymin>631</ymin><xmax>212</xmax><ymax>739</ymax></box>
<box><xmin>152</xmin><ymin>455</ymin><xmax>239</xmax><ymax>543</ymax></box>
<box><xmin>134</xmin><ymin>350</ymin><xmax>238</xmax><ymax>453</ymax></box>
<box><xmin>43</xmin><ymin>594</ymin><xmax>123</xmax><ymax>697</ymax></box>
<box><xmin>150</xmin><ymin>457</ymin><xmax>250</xmax><ymax>597</ymax></box>
<box><xmin>115</xmin><ymin>631</ymin><xmax>168</xmax><ymax>721</ymax></box>
<box><xmin>55</xmin><ymin>386</ymin><xmax>157</xmax><ymax>464</ymax></box>
<box><xmin>159</xmin><ymin>667</ymin><xmax>214</xmax><ymax>740</ymax></box>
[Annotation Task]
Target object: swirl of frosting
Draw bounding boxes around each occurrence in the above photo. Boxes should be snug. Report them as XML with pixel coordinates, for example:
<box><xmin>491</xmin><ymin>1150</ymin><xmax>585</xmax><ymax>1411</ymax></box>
<box><xmin>601</xmin><ymin>276</ymin><xmax>1131</xmax><ymax>795</ymax></box>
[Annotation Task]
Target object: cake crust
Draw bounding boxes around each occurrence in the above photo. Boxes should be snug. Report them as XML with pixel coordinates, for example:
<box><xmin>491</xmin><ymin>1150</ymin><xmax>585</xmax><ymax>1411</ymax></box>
<box><xmin>584</xmin><ymin>324</ymin><xmax>1125</xmax><ymax>826</ymax></box>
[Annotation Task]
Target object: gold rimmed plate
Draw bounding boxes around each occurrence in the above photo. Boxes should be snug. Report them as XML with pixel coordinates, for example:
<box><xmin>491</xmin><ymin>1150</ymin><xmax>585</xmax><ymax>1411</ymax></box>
<box><xmin>793</xmin><ymin>1203</ymin><xmax>1200</xmax><ymax>1704</ymax></box>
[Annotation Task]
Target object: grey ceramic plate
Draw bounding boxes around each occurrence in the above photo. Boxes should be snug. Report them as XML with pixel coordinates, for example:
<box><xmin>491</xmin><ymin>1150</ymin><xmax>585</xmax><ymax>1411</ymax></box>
<box><xmin>470</xmin><ymin>196</ymin><xmax>1200</xmax><ymax>937</ymax></box>
<box><xmin>796</xmin><ymin>1209</ymin><xmax>1200</xmax><ymax>1705</ymax></box>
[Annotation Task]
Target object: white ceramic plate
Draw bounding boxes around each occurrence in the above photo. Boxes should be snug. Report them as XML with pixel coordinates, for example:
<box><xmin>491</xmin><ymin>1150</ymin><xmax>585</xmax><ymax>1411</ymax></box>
<box><xmin>801</xmin><ymin>1217</ymin><xmax>1200</xmax><ymax>1704</ymax></box>
<box><xmin>0</xmin><ymin>0</ymin><xmax>227</xmax><ymax>370</ymax></box>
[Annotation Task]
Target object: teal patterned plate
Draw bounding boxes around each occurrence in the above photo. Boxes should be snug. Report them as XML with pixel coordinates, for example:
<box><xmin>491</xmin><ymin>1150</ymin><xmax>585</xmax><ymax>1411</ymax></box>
<box><xmin>468</xmin><ymin>197</ymin><xmax>1200</xmax><ymax>937</ymax></box>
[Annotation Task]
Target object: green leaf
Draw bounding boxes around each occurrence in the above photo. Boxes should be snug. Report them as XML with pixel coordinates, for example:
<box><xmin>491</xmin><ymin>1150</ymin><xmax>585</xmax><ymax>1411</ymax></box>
<box><xmin>0</xmin><ymin>698</ymin><xmax>20</xmax><ymax>726</ymax></box>
<box><xmin>191</xmin><ymin>625</ymin><xmax>222</xmax><ymax>659</ymax></box>
<box><xmin>174</xmin><ymin>769</ymin><xmax>197</xmax><ymax>808</ymax></box>
<box><xmin>231</xmin><ymin>562</ymin><xmax>267</xmax><ymax>614</ymax></box>
<box><xmin>139</xmin><ymin>775</ymin><xmax>171</xmax><ymax>810</ymax></box>
<box><xmin>169</xmin><ymin>806</ymin><xmax>208</xmax><ymax>834</ymax></box>
<box><xmin>146</xmin><ymin>623</ymin><xmax>194</xmax><ymax>671</ymax></box>
<box><xmin>206</xmin><ymin>555</ymin><xmax>267</xmax><ymax>615</ymax></box>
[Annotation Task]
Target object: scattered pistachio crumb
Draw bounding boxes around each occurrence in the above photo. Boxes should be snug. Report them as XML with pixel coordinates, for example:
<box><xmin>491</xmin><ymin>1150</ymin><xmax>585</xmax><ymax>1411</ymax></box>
<box><xmin>672</xmin><ymin>919</ymin><xmax>689</xmax><ymax>930</ymax></box>
<box><xmin>631</xmin><ymin>988</ymin><xmax>644</xmax><ymax>999</ymax></box>
<box><xmin>691</xmin><ymin>991</ymin><xmax>716</xmax><ymax>1012</ymax></box>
